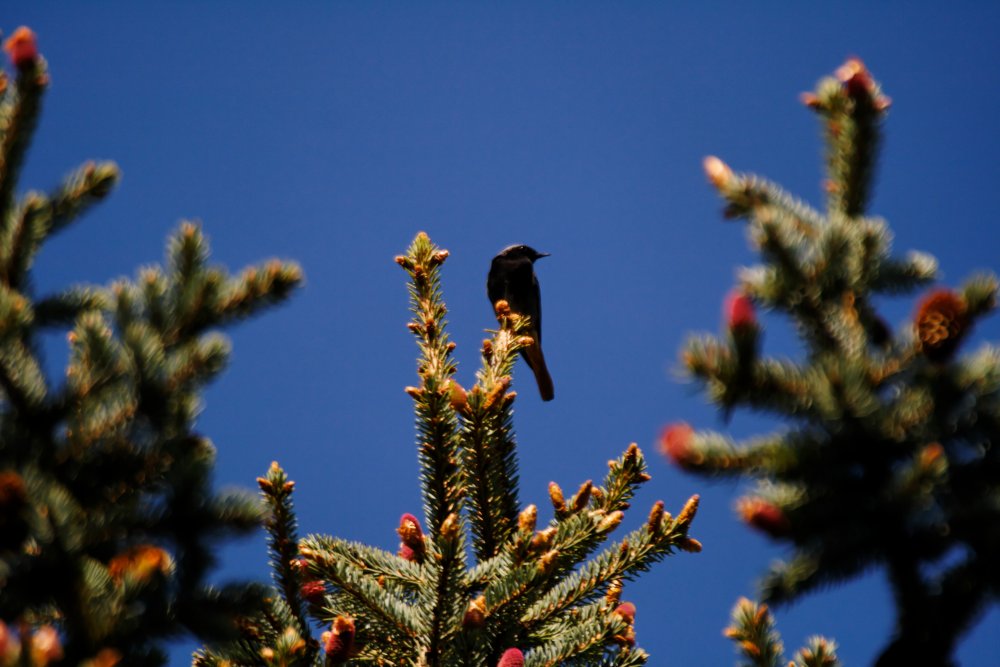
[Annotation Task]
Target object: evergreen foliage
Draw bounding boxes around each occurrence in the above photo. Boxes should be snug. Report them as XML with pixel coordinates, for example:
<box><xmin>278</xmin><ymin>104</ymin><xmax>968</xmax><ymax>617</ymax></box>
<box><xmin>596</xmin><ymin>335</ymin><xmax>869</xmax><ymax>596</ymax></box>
<box><xmin>0</xmin><ymin>27</ymin><xmax>303</xmax><ymax>665</ymax></box>
<box><xmin>197</xmin><ymin>233</ymin><xmax>702</xmax><ymax>666</ymax></box>
<box><xmin>662</xmin><ymin>58</ymin><xmax>1000</xmax><ymax>665</ymax></box>
<box><xmin>723</xmin><ymin>598</ymin><xmax>840</xmax><ymax>667</ymax></box>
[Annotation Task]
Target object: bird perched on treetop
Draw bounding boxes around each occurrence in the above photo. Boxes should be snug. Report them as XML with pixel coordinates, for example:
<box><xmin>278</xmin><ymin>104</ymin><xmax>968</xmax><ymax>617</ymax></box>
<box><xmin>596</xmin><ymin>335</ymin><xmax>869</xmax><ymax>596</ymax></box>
<box><xmin>487</xmin><ymin>245</ymin><xmax>554</xmax><ymax>401</ymax></box>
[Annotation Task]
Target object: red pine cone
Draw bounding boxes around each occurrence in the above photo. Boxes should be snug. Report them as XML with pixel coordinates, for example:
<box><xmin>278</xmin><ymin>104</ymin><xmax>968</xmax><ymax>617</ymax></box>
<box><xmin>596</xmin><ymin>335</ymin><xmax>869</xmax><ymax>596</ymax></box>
<box><xmin>614</xmin><ymin>602</ymin><xmax>636</xmax><ymax>625</ymax></box>
<box><xmin>398</xmin><ymin>513</ymin><xmax>426</xmax><ymax>562</ymax></box>
<box><xmin>497</xmin><ymin>648</ymin><xmax>524</xmax><ymax>667</ymax></box>
<box><xmin>724</xmin><ymin>290</ymin><xmax>757</xmax><ymax>330</ymax></box>
<box><xmin>300</xmin><ymin>580</ymin><xmax>326</xmax><ymax>604</ymax></box>
<box><xmin>914</xmin><ymin>288</ymin><xmax>969</xmax><ymax>363</ymax></box>
<box><xmin>612</xmin><ymin>602</ymin><xmax>637</xmax><ymax>646</ymax></box>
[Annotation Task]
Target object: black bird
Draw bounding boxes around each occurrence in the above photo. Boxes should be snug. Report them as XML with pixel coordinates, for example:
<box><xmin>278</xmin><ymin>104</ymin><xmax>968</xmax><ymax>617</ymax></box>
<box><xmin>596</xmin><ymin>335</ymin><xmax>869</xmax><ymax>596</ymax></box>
<box><xmin>487</xmin><ymin>245</ymin><xmax>554</xmax><ymax>401</ymax></box>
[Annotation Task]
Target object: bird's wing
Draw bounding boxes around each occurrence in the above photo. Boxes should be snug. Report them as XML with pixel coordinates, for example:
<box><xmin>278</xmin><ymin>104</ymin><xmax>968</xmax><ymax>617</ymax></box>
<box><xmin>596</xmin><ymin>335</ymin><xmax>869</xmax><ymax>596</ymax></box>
<box><xmin>530</xmin><ymin>274</ymin><xmax>542</xmax><ymax>344</ymax></box>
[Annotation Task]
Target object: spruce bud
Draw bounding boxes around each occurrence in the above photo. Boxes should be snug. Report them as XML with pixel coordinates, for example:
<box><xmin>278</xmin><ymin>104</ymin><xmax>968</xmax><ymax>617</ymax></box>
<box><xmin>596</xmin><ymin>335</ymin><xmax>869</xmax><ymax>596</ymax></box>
<box><xmin>548</xmin><ymin>481</ymin><xmax>567</xmax><ymax>515</ymax></box>
<box><xmin>703</xmin><ymin>155</ymin><xmax>734</xmax><ymax>189</ymax></box>
<box><xmin>518</xmin><ymin>504</ymin><xmax>538</xmax><ymax>533</ymax></box>
<box><xmin>596</xmin><ymin>510</ymin><xmax>624</xmax><ymax>534</ymax></box>
<box><xmin>676</xmin><ymin>494</ymin><xmax>700</xmax><ymax>529</ymax></box>
<box><xmin>646</xmin><ymin>501</ymin><xmax>665</xmax><ymax>534</ymax></box>
<box><xmin>571</xmin><ymin>480</ymin><xmax>593</xmax><ymax>512</ymax></box>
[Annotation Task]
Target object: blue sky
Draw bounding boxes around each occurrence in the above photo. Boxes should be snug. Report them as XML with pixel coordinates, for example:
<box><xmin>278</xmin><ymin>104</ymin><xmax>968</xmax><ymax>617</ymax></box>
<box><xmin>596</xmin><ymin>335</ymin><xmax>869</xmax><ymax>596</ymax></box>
<box><xmin>7</xmin><ymin>3</ymin><xmax>1000</xmax><ymax>665</ymax></box>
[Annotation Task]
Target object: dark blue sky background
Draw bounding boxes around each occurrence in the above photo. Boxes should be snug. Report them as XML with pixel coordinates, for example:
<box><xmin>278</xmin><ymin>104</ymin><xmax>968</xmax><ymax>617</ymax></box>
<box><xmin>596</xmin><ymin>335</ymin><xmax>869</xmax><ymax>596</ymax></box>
<box><xmin>7</xmin><ymin>3</ymin><xmax>1000</xmax><ymax>665</ymax></box>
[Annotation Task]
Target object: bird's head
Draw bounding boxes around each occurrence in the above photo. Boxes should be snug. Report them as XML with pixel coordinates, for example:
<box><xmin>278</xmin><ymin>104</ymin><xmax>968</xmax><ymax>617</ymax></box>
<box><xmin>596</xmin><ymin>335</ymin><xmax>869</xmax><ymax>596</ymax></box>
<box><xmin>498</xmin><ymin>244</ymin><xmax>550</xmax><ymax>262</ymax></box>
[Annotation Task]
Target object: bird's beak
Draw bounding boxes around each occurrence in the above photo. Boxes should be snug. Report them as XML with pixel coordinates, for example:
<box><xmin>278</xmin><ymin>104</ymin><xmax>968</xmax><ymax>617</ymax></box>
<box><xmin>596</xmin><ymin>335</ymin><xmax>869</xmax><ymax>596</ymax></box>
<box><xmin>536</xmin><ymin>252</ymin><xmax>551</xmax><ymax>259</ymax></box>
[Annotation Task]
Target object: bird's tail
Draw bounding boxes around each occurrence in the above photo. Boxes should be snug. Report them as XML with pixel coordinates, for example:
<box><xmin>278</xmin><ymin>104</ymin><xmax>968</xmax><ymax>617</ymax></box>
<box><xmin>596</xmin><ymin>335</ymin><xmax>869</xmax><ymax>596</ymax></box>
<box><xmin>522</xmin><ymin>337</ymin><xmax>554</xmax><ymax>402</ymax></box>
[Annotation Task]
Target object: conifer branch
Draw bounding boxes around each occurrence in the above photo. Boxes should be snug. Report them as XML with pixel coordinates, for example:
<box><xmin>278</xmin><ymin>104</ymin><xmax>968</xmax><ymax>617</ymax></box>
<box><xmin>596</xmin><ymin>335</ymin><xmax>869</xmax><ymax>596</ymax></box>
<box><xmin>308</xmin><ymin>534</ymin><xmax>428</xmax><ymax>590</ymax></box>
<box><xmin>807</xmin><ymin>60</ymin><xmax>890</xmax><ymax>219</ymax></box>
<box><xmin>300</xmin><ymin>541</ymin><xmax>427</xmax><ymax>640</ymax></box>
<box><xmin>464</xmin><ymin>549</ymin><xmax>512</xmax><ymax>589</ymax></box>
<box><xmin>724</xmin><ymin>597</ymin><xmax>784</xmax><ymax>667</ymax></box>
<box><xmin>724</xmin><ymin>598</ymin><xmax>841</xmax><ymax>667</ymax></box>
<box><xmin>3</xmin><ymin>162</ymin><xmax>120</xmax><ymax>288</ymax></box>
<box><xmin>139</xmin><ymin>266</ymin><xmax>171</xmax><ymax>333</ymax></box>
<box><xmin>0</xmin><ymin>336</ymin><xmax>48</xmax><ymax>412</ymax></box>
<box><xmin>259</xmin><ymin>464</ymin><xmax>309</xmax><ymax>636</ymax></box>
<box><xmin>397</xmin><ymin>235</ymin><xmax>472</xmax><ymax>666</ymax></box>
<box><xmin>45</xmin><ymin>160</ymin><xmax>120</xmax><ymax>235</ymax></box>
<box><xmin>398</xmin><ymin>232</ymin><xmax>463</xmax><ymax>537</ymax></box>
<box><xmin>870</xmin><ymin>250</ymin><xmax>939</xmax><ymax>294</ymax></box>
<box><xmin>521</xmin><ymin>514</ymin><xmax>697</xmax><ymax>628</ymax></box>
<box><xmin>597</xmin><ymin>650</ymin><xmax>651</xmax><ymax>667</ymax></box>
<box><xmin>525</xmin><ymin>603</ymin><xmax>633</xmax><ymax>667</ymax></box>
<box><xmin>704</xmin><ymin>160</ymin><xmax>823</xmax><ymax>239</ymax></box>
<box><xmin>792</xmin><ymin>637</ymin><xmax>841</xmax><ymax>667</ymax></box>
<box><xmin>422</xmin><ymin>523</ymin><xmax>468</xmax><ymax>666</ymax></box>
<box><xmin>0</xmin><ymin>282</ymin><xmax>31</xmax><ymax>342</ymax></box>
<box><xmin>0</xmin><ymin>53</ymin><xmax>47</xmax><ymax>223</ymax></box>
<box><xmin>961</xmin><ymin>272</ymin><xmax>999</xmax><ymax>320</ymax></box>
<box><xmin>34</xmin><ymin>285</ymin><xmax>110</xmax><ymax>327</ymax></box>
<box><xmin>215</xmin><ymin>259</ymin><xmax>303</xmax><ymax>324</ymax></box>
<box><xmin>595</xmin><ymin>443</ymin><xmax>651</xmax><ymax>513</ymax></box>
<box><xmin>194</xmin><ymin>590</ymin><xmax>315</xmax><ymax>666</ymax></box>
<box><xmin>460</xmin><ymin>310</ymin><xmax>526</xmax><ymax>561</ymax></box>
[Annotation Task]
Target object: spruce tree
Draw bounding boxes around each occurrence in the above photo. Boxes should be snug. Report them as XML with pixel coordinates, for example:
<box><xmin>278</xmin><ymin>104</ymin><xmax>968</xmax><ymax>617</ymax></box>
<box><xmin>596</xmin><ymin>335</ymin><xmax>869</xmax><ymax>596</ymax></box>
<box><xmin>660</xmin><ymin>58</ymin><xmax>999</xmax><ymax>666</ymax></box>
<box><xmin>195</xmin><ymin>232</ymin><xmax>702</xmax><ymax>666</ymax></box>
<box><xmin>0</xmin><ymin>27</ymin><xmax>303</xmax><ymax>665</ymax></box>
